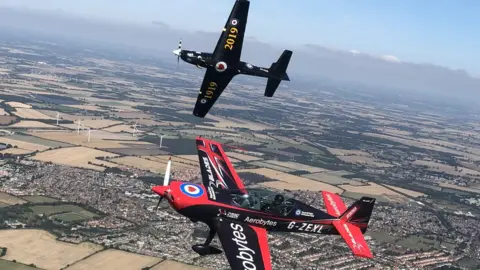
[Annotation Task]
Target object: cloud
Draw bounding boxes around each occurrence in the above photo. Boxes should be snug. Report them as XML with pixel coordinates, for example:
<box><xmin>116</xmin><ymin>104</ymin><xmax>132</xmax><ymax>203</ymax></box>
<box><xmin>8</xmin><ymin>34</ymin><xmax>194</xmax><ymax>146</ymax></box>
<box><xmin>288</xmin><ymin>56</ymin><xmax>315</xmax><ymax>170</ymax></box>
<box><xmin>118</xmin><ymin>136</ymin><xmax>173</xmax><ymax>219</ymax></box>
<box><xmin>380</xmin><ymin>55</ymin><xmax>401</xmax><ymax>63</ymax></box>
<box><xmin>349</xmin><ymin>50</ymin><xmax>361</xmax><ymax>55</ymax></box>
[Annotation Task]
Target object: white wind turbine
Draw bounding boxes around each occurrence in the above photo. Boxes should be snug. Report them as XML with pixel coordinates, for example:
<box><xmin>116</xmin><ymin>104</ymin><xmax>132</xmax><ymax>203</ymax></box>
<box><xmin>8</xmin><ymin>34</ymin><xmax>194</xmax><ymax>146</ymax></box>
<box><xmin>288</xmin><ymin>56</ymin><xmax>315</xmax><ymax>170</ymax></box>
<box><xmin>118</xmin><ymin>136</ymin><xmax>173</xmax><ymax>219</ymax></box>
<box><xmin>159</xmin><ymin>134</ymin><xmax>164</xmax><ymax>148</ymax></box>
<box><xmin>87</xmin><ymin>128</ymin><xmax>92</xmax><ymax>143</ymax></box>
<box><xmin>55</xmin><ymin>112</ymin><xmax>61</xmax><ymax>125</ymax></box>
<box><xmin>132</xmin><ymin>121</ymin><xmax>140</xmax><ymax>137</ymax></box>
<box><xmin>76</xmin><ymin>119</ymin><xmax>82</xmax><ymax>134</ymax></box>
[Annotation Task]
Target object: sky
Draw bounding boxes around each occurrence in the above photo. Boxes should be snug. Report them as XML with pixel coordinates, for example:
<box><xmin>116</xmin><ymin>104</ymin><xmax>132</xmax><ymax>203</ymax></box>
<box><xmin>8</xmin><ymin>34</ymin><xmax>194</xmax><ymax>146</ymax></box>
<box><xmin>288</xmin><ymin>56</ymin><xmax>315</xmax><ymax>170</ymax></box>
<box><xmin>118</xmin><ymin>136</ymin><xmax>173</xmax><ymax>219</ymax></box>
<box><xmin>2</xmin><ymin>0</ymin><xmax>479</xmax><ymax>75</ymax></box>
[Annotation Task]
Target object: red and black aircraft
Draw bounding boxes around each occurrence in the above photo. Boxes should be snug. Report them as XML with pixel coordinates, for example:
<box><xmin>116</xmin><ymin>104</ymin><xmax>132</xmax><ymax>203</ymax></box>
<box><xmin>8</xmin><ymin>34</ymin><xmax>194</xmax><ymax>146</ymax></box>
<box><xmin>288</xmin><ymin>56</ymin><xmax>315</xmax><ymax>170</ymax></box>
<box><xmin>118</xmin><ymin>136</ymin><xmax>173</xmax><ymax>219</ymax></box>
<box><xmin>152</xmin><ymin>137</ymin><xmax>376</xmax><ymax>269</ymax></box>
<box><xmin>172</xmin><ymin>0</ymin><xmax>293</xmax><ymax>118</ymax></box>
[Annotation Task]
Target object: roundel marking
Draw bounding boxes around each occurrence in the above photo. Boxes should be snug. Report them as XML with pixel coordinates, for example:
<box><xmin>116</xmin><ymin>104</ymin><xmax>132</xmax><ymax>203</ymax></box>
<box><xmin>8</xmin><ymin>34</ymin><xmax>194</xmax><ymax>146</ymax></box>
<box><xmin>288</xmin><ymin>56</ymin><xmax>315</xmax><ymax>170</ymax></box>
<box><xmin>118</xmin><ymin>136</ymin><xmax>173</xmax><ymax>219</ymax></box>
<box><xmin>215</xmin><ymin>61</ymin><xmax>227</xmax><ymax>72</ymax></box>
<box><xmin>231</xmin><ymin>19</ymin><xmax>238</xmax><ymax>25</ymax></box>
<box><xmin>201</xmin><ymin>99</ymin><xmax>207</xmax><ymax>104</ymax></box>
<box><xmin>295</xmin><ymin>209</ymin><xmax>301</xmax><ymax>216</ymax></box>
<box><xmin>180</xmin><ymin>183</ymin><xmax>204</xmax><ymax>198</ymax></box>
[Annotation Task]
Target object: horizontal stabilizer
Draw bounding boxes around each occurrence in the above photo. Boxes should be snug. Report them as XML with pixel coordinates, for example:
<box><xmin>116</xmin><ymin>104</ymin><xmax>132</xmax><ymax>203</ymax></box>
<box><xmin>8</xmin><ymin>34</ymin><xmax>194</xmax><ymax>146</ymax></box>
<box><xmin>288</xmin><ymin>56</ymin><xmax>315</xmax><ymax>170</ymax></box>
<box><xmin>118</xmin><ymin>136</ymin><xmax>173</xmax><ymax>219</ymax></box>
<box><xmin>332</xmin><ymin>220</ymin><xmax>373</xmax><ymax>258</ymax></box>
<box><xmin>264</xmin><ymin>50</ymin><xmax>292</xmax><ymax>97</ymax></box>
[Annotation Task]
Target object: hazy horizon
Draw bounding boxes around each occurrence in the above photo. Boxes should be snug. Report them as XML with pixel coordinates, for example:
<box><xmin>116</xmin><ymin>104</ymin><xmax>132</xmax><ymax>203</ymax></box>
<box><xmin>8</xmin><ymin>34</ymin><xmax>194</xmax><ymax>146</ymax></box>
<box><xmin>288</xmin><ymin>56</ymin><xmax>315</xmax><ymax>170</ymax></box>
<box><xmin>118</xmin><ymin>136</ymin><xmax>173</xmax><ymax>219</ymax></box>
<box><xmin>0</xmin><ymin>5</ymin><xmax>479</xmax><ymax>104</ymax></box>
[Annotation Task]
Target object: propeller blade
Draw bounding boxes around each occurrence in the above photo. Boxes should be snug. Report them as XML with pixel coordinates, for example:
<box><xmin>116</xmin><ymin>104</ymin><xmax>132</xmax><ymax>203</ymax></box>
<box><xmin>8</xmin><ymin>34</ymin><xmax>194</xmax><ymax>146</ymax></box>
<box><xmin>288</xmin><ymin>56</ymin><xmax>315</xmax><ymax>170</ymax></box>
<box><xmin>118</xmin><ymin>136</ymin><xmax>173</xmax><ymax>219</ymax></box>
<box><xmin>155</xmin><ymin>197</ymin><xmax>163</xmax><ymax>211</ymax></box>
<box><xmin>163</xmin><ymin>157</ymin><xmax>172</xmax><ymax>186</ymax></box>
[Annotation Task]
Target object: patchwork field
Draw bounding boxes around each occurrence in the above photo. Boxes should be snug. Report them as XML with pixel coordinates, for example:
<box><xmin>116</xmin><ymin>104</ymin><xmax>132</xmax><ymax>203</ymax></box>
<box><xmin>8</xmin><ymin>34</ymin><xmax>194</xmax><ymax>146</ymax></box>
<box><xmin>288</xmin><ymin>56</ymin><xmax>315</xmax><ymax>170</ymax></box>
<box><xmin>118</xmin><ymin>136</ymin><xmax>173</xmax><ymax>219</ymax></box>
<box><xmin>225</xmin><ymin>152</ymin><xmax>263</xmax><ymax>162</ymax></box>
<box><xmin>0</xmin><ymin>137</ymin><xmax>49</xmax><ymax>151</ymax></box>
<box><xmin>151</xmin><ymin>260</ymin><xmax>207</xmax><ymax>270</ymax></box>
<box><xmin>5</xmin><ymin>101</ymin><xmax>31</xmax><ymax>108</ymax></box>
<box><xmin>249</xmin><ymin>161</ymin><xmax>293</xmax><ymax>172</ymax></box>
<box><xmin>0</xmin><ymin>115</ymin><xmax>17</xmax><ymax>125</ymax></box>
<box><xmin>0</xmin><ymin>192</ymin><xmax>27</xmax><ymax>205</ymax></box>
<box><xmin>27</xmin><ymin>131</ymin><xmax>149</xmax><ymax>148</ymax></box>
<box><xmin>9</xmin><ymin>120</ymin><xmax>59</xmax><ymax>129</ymax></box>
<box><xmin>12</xmin><ymin>108</ymin><xmax>54</xmax><ymax>119</ymax></box>
<box><xmin>326</xmin><ymin>147</ymin><xmax>372</xmax><ymax>156</ymax></box>
<box><xmin>0</xmin><ymin>229</ymin><xmax>104</xmax><ymax>270</ymax></box>
<box><xmin>78</xmin><ymin>119</ymin><xmax>123</xmax><ymax>129</ymax></box>
<box><xmin>413</xmin><ymin>160</ymin><xmax>480</xmax><ymax>177</ymax></box>
<box><xmin>439</xmin><ymin>183</ymin><xmax>480</xmax><ymax>194</ymax></box>
<box><xmin>65</xmin><ymin>249</ymin><xmax>161</xmax><ymax>270</ymax></box>
<box><xmin>238</xmin><ymin>168</ymin><xmax>342</xmax><ymax>193</ymax></box>
<box><xmin>0</xmin><ymin>108</ymin><xmax>7</xmax><ymax>116</ymax></box>
<box><xmin>302</xmin><ymin>172</ymin><xmax>356</xmax><ymax>185</ymax></box>
<box><xmin>30</xmin><ymin>204</ymin><xmax>98</xmax><ymax>218</ymax></box>
<box><xmin>102</xmin><ymin>124</ymin><xmax>135</xmax><ymax>133</ymax></box>
<box><xmin>337</xmin><ymin>155</ymin><xmax>393</xmax><ymax>167</ymax></box>
<box><xmin>263</xmin><ymin>160</ymin><xmax>328</xmax><ymax>173</ymax></box>
<box><xmin>146</xmin><ymin>155</ymin><xmax>200</xmax><ymax>168</ymax></box>
<box><xmin>339</xmin><ymin>182</ymin><xmax>407</xmax><ymax>200</ymax></box>
<box><xmin>21</xmin><ymin>195</ymin><xmax>58</xmax><ymax>203</ymax></box>
<box><xmin>31</xmin><ymin>146</ymin><xmax>119</xmax><ymax>171</ymax></box>
<box><xmin>206</xmin><ymin>115</ymin><xmax>271</xmax><ymax>131</ymax></box>
<box><xmin>0</xmin><ymin>148</ymin><xmax>33</xmax><ymax>155</ymax></box>
<box><xmin>111</xmin><ymin>155</ymin><xmax>197</xmax><ymax>173</ymax></box>
<box><xmin>384</xmin><ymin>184</ymin><xmax>426</xmax><ymax>197</ymax></box>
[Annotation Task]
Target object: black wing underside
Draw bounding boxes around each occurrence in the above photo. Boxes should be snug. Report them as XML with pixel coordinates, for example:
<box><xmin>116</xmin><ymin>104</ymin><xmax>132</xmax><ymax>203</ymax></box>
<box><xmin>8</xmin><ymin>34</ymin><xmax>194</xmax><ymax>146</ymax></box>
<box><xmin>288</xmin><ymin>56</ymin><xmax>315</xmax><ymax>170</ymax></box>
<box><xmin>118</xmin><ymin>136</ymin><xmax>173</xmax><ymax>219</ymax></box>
<box><xmin>213</xmin><ymin>217</ymin><xmax>272</xmax><ymax>270</ymax></box>
<box><xmin>212</xmin><ymin>0</ymin><xmax>249</xmax><ymax>64</ymax></box>
<box><xmin>193</xmin><ymin>67</ymin><xmax>234</xmax><ymax>117</ymax></box>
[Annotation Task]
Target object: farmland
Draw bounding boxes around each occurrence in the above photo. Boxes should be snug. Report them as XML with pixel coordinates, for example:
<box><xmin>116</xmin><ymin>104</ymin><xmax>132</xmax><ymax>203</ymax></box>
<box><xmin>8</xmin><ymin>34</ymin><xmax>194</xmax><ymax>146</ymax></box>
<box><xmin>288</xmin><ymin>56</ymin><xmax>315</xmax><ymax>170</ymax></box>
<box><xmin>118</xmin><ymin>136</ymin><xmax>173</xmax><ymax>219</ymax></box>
<box><xmin>0</xmin><ymin>229</ymin><xmax>104</xmax><ymax>270</ymax></box>
<box><xmin>12</xmin><ymin>108</ymin><xmax>54</xmax><ymax>120</ymax></box>
<box><xmin>0</xmin><ymin>192</ymin><xmax>27</xmax><ymax>205</ymax></box>
<box><xmin>31</xmin><ymin>146</ymin><xmax>119</xmax><ymax>171</ymax></box>
<box><xmin>30</xmin><ymin>204</ymin><xmax>99</xmax><ymax>221</ymax></box>
<box><xmin>0</xmin><ymin>260</ymin><xmax>41</xmax><ymax>270</ymax></box>
<box><xmin>64</xmin><ymin>249</ymin><xmax>161</xmax><ymax>270</ymax></box>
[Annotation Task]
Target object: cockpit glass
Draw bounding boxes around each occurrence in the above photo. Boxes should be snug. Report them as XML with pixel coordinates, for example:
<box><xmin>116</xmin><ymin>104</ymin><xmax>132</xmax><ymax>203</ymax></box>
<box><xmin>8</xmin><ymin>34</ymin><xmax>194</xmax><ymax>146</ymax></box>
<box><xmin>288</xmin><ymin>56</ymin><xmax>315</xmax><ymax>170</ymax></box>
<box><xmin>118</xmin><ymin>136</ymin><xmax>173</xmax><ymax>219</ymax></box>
<box><xmin>229</xmin><ymin>188</ymin><xmax>295</xmax><ymax>216</ymax></box>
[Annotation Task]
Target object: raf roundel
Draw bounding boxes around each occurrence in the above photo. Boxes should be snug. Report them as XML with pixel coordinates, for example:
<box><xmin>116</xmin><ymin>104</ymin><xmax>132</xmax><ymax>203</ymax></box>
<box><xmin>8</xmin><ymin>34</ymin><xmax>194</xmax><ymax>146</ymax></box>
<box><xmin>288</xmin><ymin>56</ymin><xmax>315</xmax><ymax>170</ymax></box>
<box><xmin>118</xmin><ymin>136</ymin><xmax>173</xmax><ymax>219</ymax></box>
<box><xmin>215</xmin><ymin>61</ymin><xmax>227</xmax><ymax>72</ymax></box>
<box><xmin>295</xmin><ymin>209</ymin><xmax>301</xmax><ymax>216</ymax></box>
<box><xmin>201</xmin><ymin>99</ymin><xmax>207</xmax><ymax>104</ymax></box>
<box><xmin>180</xmin><ymin>183</ymin><xmax>204</xmax><ymax>198</ymax></box>
<box><xmin>231</xmin><ymin>19</ymin><xmax>238</xmax><ymax>25</ymax></box>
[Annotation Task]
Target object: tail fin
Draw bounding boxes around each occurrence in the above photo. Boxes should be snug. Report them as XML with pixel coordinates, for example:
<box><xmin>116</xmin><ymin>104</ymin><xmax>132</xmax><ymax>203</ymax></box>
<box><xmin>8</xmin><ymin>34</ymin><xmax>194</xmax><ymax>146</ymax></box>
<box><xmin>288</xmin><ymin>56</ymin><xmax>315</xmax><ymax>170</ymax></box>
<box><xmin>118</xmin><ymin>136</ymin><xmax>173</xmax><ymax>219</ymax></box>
<box><xmin>264</xmin><ymin>50</ymin><xmax>292</xmax><ymax>97</ymax></box>
<box><xmin>322</xmin><ymin>192</ymin><xmax>376</xmax><ymax>259</ymax></box>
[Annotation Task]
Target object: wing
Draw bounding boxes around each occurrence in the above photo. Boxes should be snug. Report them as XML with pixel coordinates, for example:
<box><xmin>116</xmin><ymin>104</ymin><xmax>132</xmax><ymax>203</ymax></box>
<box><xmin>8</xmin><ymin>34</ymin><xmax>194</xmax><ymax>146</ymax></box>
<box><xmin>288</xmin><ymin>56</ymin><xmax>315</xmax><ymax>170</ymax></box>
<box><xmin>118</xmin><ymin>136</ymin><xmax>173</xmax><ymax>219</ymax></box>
<box><xmin>213</xmin><ymin>218</ymin><xmax>272</xmax><ymax>270</ymax></box>
<box><xmin>212</xmin><ymin>0</ymin><xmax>250</xmax><ymax>64</ymax></box>
<box><xmin>196</xmin><ymin>136</ymin><xmax>247</xmax><ymax>202</ymax></box>
<box><xmin>193</xmin><ymin>67</ymin><xmax>234</xmax><ymax>118</ymax></box>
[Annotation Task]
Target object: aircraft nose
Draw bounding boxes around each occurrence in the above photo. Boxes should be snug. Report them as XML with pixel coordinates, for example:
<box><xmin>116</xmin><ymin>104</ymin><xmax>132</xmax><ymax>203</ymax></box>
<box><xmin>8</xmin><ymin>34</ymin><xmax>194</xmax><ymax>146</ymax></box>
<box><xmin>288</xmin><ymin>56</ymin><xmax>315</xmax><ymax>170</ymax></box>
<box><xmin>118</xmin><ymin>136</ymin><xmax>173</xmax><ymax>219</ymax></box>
<box><xmin>172</xmin><ymin>49</ymin><xmax>181</xmax><ymax>56</ymax></box>
<box><xmin>152</xmin><ymin>186</ymin><xmax>168</xmax><ymax>196</ymax></box>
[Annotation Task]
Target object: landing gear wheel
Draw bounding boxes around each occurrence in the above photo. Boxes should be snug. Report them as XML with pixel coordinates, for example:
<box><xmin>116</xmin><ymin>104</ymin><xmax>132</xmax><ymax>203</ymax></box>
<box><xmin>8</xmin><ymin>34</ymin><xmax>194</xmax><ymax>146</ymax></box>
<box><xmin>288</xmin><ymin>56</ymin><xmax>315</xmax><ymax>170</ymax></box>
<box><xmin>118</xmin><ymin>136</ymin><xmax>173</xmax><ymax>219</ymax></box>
<box><xmin>192</xmin><ymin>244</ymin><xmax>223</xmax><ymax>256</ymax></box>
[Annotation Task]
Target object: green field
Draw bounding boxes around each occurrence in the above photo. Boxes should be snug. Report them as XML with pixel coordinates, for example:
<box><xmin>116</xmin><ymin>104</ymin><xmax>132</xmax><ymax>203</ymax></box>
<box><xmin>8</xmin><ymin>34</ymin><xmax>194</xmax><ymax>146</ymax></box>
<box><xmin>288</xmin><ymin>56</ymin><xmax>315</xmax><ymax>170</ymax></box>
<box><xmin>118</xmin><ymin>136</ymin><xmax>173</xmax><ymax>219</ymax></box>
<box><xmin>29</xmin><ymin>204</ymin><xmax>98</xmax><ymax>221</ymax></box>
<box><xmin>53</xmin><ymin>212</ymin><xmax>91</xmax><ymax>222</ymax></box>
<box><xmin>0</xmin><ymin>259</ymin><xmax>43</xmax><ymax>270</ymax></box>
<box><xmin>10</xmin><ymin>134</ymin><xmax>71</xmax><ymax>148</ymax></box>
<box><xmin>20</xmin><ymin>195</ymin><xmax>58</xmax><ymax>203</ymax></box>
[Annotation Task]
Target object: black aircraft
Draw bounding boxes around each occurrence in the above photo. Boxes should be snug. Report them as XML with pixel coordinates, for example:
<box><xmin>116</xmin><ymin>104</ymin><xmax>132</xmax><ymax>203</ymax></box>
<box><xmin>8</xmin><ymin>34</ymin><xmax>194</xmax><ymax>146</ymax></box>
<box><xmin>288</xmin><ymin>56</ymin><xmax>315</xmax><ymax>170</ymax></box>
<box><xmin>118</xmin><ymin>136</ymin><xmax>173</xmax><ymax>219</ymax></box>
<box><xmin>172</xmin><ymin>0</ymin><xmax>293</xmax><ymax>118</ymax></box>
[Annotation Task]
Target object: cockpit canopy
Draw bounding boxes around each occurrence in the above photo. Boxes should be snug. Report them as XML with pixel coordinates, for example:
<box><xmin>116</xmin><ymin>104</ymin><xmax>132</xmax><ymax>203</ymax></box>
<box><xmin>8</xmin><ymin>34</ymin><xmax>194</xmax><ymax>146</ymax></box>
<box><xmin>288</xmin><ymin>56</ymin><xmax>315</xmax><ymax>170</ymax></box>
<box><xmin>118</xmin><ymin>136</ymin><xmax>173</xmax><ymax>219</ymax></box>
<box><xmin>229</xmin><ymin>188</ymin><xmax>296</xmax><ymax>216</ymax></box>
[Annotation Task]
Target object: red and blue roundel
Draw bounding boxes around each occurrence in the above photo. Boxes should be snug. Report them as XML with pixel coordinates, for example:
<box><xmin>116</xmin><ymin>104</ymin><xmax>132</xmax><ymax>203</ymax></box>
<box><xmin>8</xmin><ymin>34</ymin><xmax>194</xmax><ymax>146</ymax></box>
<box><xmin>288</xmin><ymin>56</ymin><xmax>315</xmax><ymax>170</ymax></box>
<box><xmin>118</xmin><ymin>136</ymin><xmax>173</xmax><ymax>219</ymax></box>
<box><xmin>180</xmin><ymin>183</ymin><xmax>204</xmax><ymax>198</ymax></box>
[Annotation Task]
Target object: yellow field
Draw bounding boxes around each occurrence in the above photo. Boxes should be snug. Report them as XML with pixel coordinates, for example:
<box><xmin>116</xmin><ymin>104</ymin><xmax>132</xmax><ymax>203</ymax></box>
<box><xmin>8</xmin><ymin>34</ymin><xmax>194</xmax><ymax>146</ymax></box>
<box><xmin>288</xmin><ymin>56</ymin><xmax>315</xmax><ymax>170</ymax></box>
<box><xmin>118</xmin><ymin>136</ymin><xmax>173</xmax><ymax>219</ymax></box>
<box><xmin>79</xmin><ymin>119</ymin><xmax>123</xmax><ymax>129</ymax></box>
<box><xmin>239</xmin><ymin>168</ymin><xmax>342</xmax><ymax>193</ymax></box>
<box><xmin>206</xmin><ymin>115</ymin><xmax>271</xmax><ymax>131</ymax></box>
<box><xmin>0</xmin><ymin>137</ymin><xmax>49</xmax><ymax>151</ymax></box>
<box><xmin>9</xmin><ymin>120</ymin><xmax>59</xmax><ymax>128</ymax></box>
<box><xmin>12</xmin><ymin>108</ymin><xmax>53</xmax><ymax>119</ymax></box>
<box><xmin>225</xmin><ymin>152</ymin><xmax>263</xmax><ymax>162</ymax></box>
<box><xmin>0</xmin><ymin>148</ymin><xmax>33</xmax><ymax>155</ymax></box>
<box><xmin>339</xmin><ymin>182</ymin><xmax>405</xmax><ymax>197</ymax></box>
<box><xmin>32</xmin><ymin>146</ymin><xmax>119</xmax><ymax>171</ymax></box>
<box><xmin>439</xmin><ymin>183</ymin><xmax>480</xmax><ymax>194</ymax></box>
<box><xmin>0</xmin><ymin>192</ymin><xmax>27</xmax><ymax>205</ymax></box>
<box><xmin>152</xmin><ymin>260</ymin><xmax>208</xmax><ymax>270</ymax></box>
<box><xmin>65</xmin><ymin>249</ymin><xmax>161</xmax><ymax>270</ymax></box>
<box><xmin>0</xmin><ymin>229</ymin><xmax>103</xmax><ymax>270</ymax></box>
<box><xmin>5</xmin><ymin>101</ymin><xmax>31</xmax><ymax>108</ymax></box>
<box><xmin>27</xmin><ymin>131</ymin><xmax>146</xmax><ymax>148</ymax></box>
<box><xmin>111</xmin><ymin>156</ymin><xmax>165</xmax><ymax>173</ymax></box>
<box><xmin>384</xmin><ymin>184</ymin><xmax>426</xmax><ymax>197</ymax></box>
<box><xmin>263</xmin><ymin>160</ymin><xmax>328</xmax><ymax>173</ymax></box>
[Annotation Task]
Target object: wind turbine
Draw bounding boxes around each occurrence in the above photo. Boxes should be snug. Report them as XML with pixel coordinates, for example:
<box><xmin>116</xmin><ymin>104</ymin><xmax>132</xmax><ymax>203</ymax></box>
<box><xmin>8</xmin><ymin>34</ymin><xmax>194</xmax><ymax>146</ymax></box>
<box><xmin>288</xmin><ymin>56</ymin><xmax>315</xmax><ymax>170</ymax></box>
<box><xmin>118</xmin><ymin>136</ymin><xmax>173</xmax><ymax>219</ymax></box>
<box><xmin>132</xmin><ymin>121</ymin><xmax>140</xmax><ymax>137</ymax></box>
<box><xmin>76</xmin><ymin>119</ymin><xmax>82</xmax><ymax>134</ymax></box>
<box><xmin>55</xmin><ymin>112</ymin><xmax>60</xmax><ymax>125</ymax></box>
<box><xmin>87</xmin><ymin>128</ymin><xmax>92</xmax><ymax>143</ymax></box>
<box><xmin>159</xmin><ymin>135</ymin><xmax>164</xmax><ymax>149</ymax></box>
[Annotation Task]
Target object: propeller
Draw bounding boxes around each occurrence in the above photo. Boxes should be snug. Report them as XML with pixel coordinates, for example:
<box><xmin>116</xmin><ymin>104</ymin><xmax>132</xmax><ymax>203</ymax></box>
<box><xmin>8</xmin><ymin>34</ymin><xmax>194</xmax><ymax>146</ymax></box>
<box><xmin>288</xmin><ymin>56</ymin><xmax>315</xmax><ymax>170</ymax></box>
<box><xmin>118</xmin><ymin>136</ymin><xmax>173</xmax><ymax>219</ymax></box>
<box><xmin>173</xmin><ymin>39</ymin><xmax>182</xmax><ymax>67</ymax></box>
<box><xmin>154</xmin><ymin>157</ymin><xmax>172</xmax><ymax>211</ymax></box>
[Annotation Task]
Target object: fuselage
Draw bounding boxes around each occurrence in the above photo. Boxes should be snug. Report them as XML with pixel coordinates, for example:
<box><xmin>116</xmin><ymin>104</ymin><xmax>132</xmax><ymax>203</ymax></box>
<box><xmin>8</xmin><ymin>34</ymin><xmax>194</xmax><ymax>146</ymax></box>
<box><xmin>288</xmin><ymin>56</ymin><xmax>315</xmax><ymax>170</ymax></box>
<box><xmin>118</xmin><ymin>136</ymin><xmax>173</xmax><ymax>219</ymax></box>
<box><xmin>152</xmin><ymin>181</ymin><xmax>338</xmax><ymax>235</ymax></box>
<box><xmin>174</xmin><ymin>49</ymin><xmax>270</xmax><ymax>78</ymax></box>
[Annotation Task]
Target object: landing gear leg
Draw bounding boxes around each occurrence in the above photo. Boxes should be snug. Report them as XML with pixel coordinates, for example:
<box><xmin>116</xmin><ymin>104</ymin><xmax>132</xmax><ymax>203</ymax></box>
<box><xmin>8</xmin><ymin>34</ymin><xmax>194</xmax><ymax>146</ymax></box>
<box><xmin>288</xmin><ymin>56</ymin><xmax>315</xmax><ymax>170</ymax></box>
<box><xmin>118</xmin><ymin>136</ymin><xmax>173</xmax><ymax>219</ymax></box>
<box><xmin>192</xmin><ymin>225</ymin><xmax>223</xmax><ymax>256</ymax></box>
